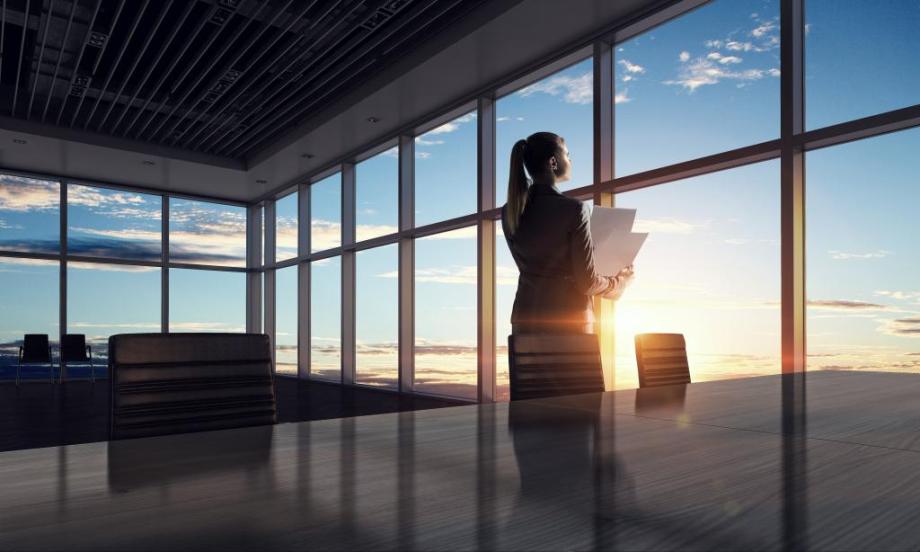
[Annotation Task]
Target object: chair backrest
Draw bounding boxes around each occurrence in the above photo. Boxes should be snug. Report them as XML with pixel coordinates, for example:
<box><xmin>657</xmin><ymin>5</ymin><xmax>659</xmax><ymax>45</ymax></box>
<box><xmin>109</xmin><ymin>333</ymin><xmax>276</xmax><ymax>440</ymax></box>
<box><xmin>508</xmin><ymin>334</ymin><xmax>604</xmax><ymax>401</ymax></box>
<box><xmin>22</xmin><ymin>334</ymin><xmax>51</xmax><ymax>362</ymax></box>
<box><xmin>61</xmin><ymin>334</ymin><xmax>89</xmax><ymax>362</ymax></box>
<box><xmin>634</xmin><ymin>333</ymin><xmax>691</xmax><ymax>388</ymax></box>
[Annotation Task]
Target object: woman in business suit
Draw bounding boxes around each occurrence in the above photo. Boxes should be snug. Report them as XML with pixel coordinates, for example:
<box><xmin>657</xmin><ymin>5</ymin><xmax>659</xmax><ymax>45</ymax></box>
<box><xmin>501</xmin><ymin>132</ymin><xmax>634</xmax><ymax>335</ymax></box>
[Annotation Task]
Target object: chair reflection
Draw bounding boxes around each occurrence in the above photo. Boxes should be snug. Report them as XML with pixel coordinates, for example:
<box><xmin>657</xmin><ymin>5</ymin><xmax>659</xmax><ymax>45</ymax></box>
<box><xmin>634</xmin><ymin>383</ymin><xmax>688</xmax><ymax>416</ymax></box>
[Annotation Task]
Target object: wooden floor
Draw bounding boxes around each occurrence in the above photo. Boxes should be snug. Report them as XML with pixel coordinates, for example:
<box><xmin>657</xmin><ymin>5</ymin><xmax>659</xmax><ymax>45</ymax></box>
<box><xmin>2</xmin><ymin>370</ymin><xmax>920</xmax><ymax>550</ymax></box>
<box><xmin>0</xmin><ymin>377</ymin><xmax>466</xmax><ymax>452</ymax></box>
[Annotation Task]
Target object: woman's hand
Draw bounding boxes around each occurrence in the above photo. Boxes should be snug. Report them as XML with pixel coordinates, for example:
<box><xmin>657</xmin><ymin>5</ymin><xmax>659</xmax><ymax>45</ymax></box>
<box><xmin>602</xmin><ymin>265</ymin><xmax>635</xmax><ymax>300</ymax></box>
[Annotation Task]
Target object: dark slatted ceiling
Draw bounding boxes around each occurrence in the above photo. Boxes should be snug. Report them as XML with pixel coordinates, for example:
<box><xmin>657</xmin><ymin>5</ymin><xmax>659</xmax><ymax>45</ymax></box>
<box><xmin>0</xmin><ymin>0</ymin><xmax>487</xmax><ymax>160</ymax></box>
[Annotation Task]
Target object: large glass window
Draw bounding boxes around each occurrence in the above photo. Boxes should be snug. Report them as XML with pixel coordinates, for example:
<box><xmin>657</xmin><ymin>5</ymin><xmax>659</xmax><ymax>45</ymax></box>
<box><xmin>0</xmin><ymin>259</ymin><xmax>58</xmax><ymax>381</ymax></box>
<box><xmin>0</xmin><ymin>174</ymin><xmax>59</xmax><ymax>254</ymax></box>
<box><xmin>275</xmin><ymin>191</ymin><xmax>298</xmax><ymax>262</ymax></box>
<box><xmin>67</xmin><ymin>184</ymin><xmax>161</xmax><ymax>261</ymax></box>
<box><xmin>356</xmin><ymin>244</ymin><xmax>398</xmax><ymax>388</ymax></box>
<box><xmin>311</xmin><ymin>256</ymin><xmax>341</xmax><ymax>381</ymax></box>
<box><xmin>169</xmin><ymin>268</ymin><xmax>245</xmax><ymax>333</ymax></box>
<box><xmin>169</xmin><ymin>198</ymin><xmax>246</xmax><ymax>267</ymax></box>
<box><xmin>414</xmin><ymin>227</ymin><xmax>478</xmax><ymax>399</ymax></box>
<box><xmin>615</xmin><ymin>0</ymin><xmax>780</xmax><ymax>176</ymax></box>
<box><xmin>806</xmin><ymin>0</ymin><xmax>920</xmax><ymax>130</ymax></box>
<box><xmin>311</xmin><ymin>173</ymin><xmax>341</xmax><ymax>252</ymax></box>
<box><xmin>496</xmin><ymin>58</ymin><xmax>593</xmax><ymax>205</ymax></box>
<box><xmin>807</xmin><ymin>127</ymin><xmax>920</xmax><ymax>373</ymax></box>
<box><xmin>275</xmin><ymin>265</ymin><xmax>299</xmax><ymax>376</ymax></box>
<box><xmin>613</xmin><ymin>161</ymin><xmax>780</xmax><ymax>389</ymax></box>
<box><xmin>67</xmin><ymin>262</ymin><xmax>161</xmax><ymax>369</ymax></box>
<box><xmin>415</xmin><ymin>110</ymin><xmax>477</xmax><ymax>226</ymax></box>
<box><xmin>356</xmin><ymin>149</ymin><xmax>399</xmax><ymax>242</ymax></box>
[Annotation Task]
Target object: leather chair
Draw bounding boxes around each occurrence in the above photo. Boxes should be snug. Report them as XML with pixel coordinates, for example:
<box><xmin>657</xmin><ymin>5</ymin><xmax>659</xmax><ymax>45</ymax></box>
<box><xmin>60</xmin><ymin>334</ymin><xmax>95</xmax><ymax>383</ymax></box>
<box><xmin>507</xmin><ymin>334</ymin><xmax>605</xmax><ymax>401</ymax></box>
<box><xmin>109</xmin><ymin>333</ymin><xmax>276</xmax><ymax>440</ymax></box>
<box><xmin>634</xmin><ymin>333</ymin><xmax>691</xmax><ymax>388</ymax></box>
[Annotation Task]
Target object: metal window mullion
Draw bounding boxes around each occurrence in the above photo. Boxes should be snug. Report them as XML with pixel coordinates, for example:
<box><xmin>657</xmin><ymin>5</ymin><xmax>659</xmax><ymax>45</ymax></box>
<box><xmin>59</xmin><ymin>180</ymin><xmax>67</xmax><ymax>350</ymax></box>
<box><xmin>593</xmin><ymin>40</ymin><xmax>616</xmax><ymax>390</ymax></box>
<box><xmin>246</xmin><ymin>204</ymin><xmax>263</xmax><ymax>333</ymax></box>
<box><xmin>476</xmin><ymin>98</ymin><xmax>495</xmax><ymax>403</ymax></box>
<box><xmin>298</xmin><ymin>181</ymin><xmax>310</xmax><ymax>379</ymax></box>
<box><xmin>398</xmin><ymin>136</ymin><xmax>415</xmax><ymax>394</ymax></box>
<box><xmin>162</xmin><ymin>195</ymin><xmax>169</xmax><ymax>333</ymax></box>
<box><xmin>264</xmin><ymin>201</ymin><xmax>277</xmax><ymax>369</ymax></box>
<box><xmin>341</xmin><ymin>163</ymin><xmax>356</xmax><ymax>385</ymax></box>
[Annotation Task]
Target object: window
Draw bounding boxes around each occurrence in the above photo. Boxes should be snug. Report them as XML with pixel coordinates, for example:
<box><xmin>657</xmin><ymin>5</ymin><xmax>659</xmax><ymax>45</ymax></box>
<box><xmin>169</xmin><ymin>268</ymin><xmax>245</xmax><ymax>333</ymax></box>
<box><xmin>67</xmin><ymin>262</ymin><xmax>161</xmax><ymax>368</ymax></box>
<box><xmin>356</xmin><ymin>148</ymin><xmax>398</xmax><ymax>241</ymax></box>
<box><xmin>495</xmin><ymin>225</ymin><xmax>517</xmax><ymax>401</ymax></box>
<box><xmin>356</xmin><ymin>244</ymin><xmax>398</xmax><ymax>388</ymax></box>
<box><xmin>0</xmin><ymin>174</ymin><xmax>59</xmax><ymax>254</ymax></box>
<box><xmin>615</xmin><ymin>0</ymin><xmax>780</xmax><ymax>176</ymax></box>
<box><xmin>613</xmin><ymin>161</ymin><xmax>780</xmax><ymax>389</ymax></box>
<box><xmin>415</xmin><ymin>110</ymin><xmax>477</xmax><ymax>226</ymax></box>
<box><xmin>0</xmin><ymin>259</ymin><xmax>58</xmax><ymax>380</ymax></box>
<box><xmin>275</xmin><ymin>191</ymin><xmax>298</xmax><ymax>262</ymax></box>
<box><xmin>275</xmin><ymin>265</ymin><xmax>299</xmax><ymax>376</ymax></box>
<box><xmin>807</xmin><ymin>127</ymin><xmax>920</xmax><ymax>373</ymax></box>
<box><xmin>311</xmin><ymin>257</ymin><xmax>341</xmax><ymax>381</ymax></box>
<box><xmin>311</xmin><ymin>173</ymin><xmax>341</xmax><ymax>252</ymax></box>
<box><xmin>415</xmin><ymin>227</ymin><xmax>478</xmax><ymax>399</ymax></box>
<box><xmin>496</xmin><ymin>58</ymin><xmax>593</xmax><ymax>205</ymax></box>
<box><xmin>806</xmin><ymin>0</ymin><xmax>920</xmax><ymax>129</ymax></box>
<box><xmin>169</xmin><ymin>198</ymin><xmax>246</xmax><ymax>267</ymax></box>
<box><xmin>68</xmin><ymin>184</ymin><xmax>161</xmax><ymax>261</ymax></box>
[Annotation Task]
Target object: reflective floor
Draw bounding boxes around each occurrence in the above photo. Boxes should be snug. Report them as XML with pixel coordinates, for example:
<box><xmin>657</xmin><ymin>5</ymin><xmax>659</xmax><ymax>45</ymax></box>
<box><xmin>2</xmin><ymin>371</ymin><xmax>920</xmax><ymax>550</ymax></box>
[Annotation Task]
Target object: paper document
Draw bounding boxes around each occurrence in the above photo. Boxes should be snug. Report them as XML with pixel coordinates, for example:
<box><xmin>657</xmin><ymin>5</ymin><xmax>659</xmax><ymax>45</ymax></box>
<box><xmin>590</xmin><ymin>206</ymin><xmax>648</xmax><ymax>276</ymax></box>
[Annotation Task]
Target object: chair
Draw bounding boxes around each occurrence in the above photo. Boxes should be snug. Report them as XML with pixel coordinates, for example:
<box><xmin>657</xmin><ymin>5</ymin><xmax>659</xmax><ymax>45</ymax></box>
<box><xmin>109</xmin><ymin>333</ymin><xmax>276</xmax><ymax>440</ymax></box>
<box><xmin>634</xmin><ymin>333</ymin><xmax>691</xmax><ymax>388</ymax></box>
<box><xmin>60</xmin><ymin>334</ymin><xmax>95</xmax><ymax>383</ymax></box>
<box><xmin>507</xmin><ymin>334</ymin><xmax>605</xmax><ymax>401</ymax></box>
<box><xmin>17</xmin><ymin>334</ymin><xmax>55</xmax><ymax>386</ymax></box>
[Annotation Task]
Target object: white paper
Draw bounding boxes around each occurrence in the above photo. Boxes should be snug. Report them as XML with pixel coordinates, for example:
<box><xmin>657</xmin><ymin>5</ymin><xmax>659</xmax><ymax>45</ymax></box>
<box><xmin>590</xmin><ymin>206</ymin><xmax>647</xmax><ymax>276</ymax></box>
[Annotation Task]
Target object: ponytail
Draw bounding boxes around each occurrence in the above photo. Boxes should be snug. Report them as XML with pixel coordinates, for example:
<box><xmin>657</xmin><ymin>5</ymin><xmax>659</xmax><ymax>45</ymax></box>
<box><xmin>505</xmin><ymin>139</ymin><xmax>530</xmax><ymax>235</ymax></box>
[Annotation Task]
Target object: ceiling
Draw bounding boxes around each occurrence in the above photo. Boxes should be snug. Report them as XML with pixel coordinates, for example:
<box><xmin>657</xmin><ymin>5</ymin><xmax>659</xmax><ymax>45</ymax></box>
<box><xmin>0</xmin><ymin>0</ymin><xmax>492</xmax><ymax>161</ymax></box>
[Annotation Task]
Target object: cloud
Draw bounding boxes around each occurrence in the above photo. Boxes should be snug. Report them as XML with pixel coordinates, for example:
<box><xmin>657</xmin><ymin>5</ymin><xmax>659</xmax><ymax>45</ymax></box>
<box><xmin>68</xmin><ymin>260</ymin><xmax>159</xmax><ymax>272</ymax></box>
<box><xmin>617</xmin><ymin>59</ymin><xmax>646</xmax><ymax>74</ymax></box>
<box><xmin>379</xmin><ymin>265</ymin><xmax>478</xmax><ymax>285</ymax></box>
<box><xmin>415</xmin><ymin>137</ymin><xmax>444</xmax><ymax>146</ymax></box>
<box><xmin>355</xmin><ymin>223</ymin><xmax>399</xmax><ymax>242</ymax></box>
<box><xmin>876</xmin><ymin>290</ymin><xmax>920</xmax><ymax>302</ymax></box>
<box><xmin>0</xmin><ymin>176</ymin><xmax>59</xmax><ymax>212</ymax></box>
<box><xmin>518</xmin><ymin>72</ymin><xmax>592</xmax><ymax>104</ymax></box>
<box><xmin>614</xmin><ymin>90</ymin><xmax>630</xmax><ymax>104</ymax></box>
<box><xmin>679</xmin><ymin>51</ymin><xmax>690</xmax><ymax>62</ymax></box>
<box><xmin>665</xmin><ymin>57</ymin><xmax>780</xmax><ymax>91</ymax></box>
<box><xmin>425</xmin><ymin>112</ymin><xmax>476</xmax><ymax>136</ymax></box>
<box><xmin>881</xmin><ymin>317</ymin><xmax>920</xmax><ymax>337</ymax></box>
<box><xmin>829</xmin><ymin>250</ymin><xmax>891</xmax><ymax>260</ymax></box>
<box><xmin>808</xmin><ymin>299</ymin><xmax>890</xmax><ymax>311</ymax></box>
<box><xmin>751</xmin><ymin>21</ymin><xmax>776</xmax><ymax>38</ymax></box>
<box><xmin>707</xmin><ymin>52</ymin><xmax>743</xmax><ymax>64</ymax></box>
<box><xmin>416</xmin><ymin>151</ymin><xmax>431</xmax><ymax>160</ymax></box>
<box><xmin>632</xmin><ymin>217</ymin><xmax>705</xmax><ymax>234</ymax></box>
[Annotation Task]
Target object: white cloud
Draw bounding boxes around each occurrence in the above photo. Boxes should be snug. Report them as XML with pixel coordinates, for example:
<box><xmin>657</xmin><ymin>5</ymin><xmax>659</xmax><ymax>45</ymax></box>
<box><xmin>496</xmin><ymin>116</ymin><xmax>510</xmax><ymax>122</ymax></box>
<box><xmin>415</xmin><ymin>151</ymin><xmax>431</xmax><ymax>160</ymax></box>
<box><xmin>679</xmin><ymin>51</ymin><xmax>690</xmax><ymax>62</ymax></box>
<box><xmin>518</xmin><ymin>72</ymin><xmax>592</xmax><ymax>104</ymax></box>
<box><xmin>617</xmin><ymin>59</ymin><xmax>646</xmax><ymax>74</ymax></box>
<box><xmin>614</xmin><ymin>90</ymin><xmax>630</xmax><ymax>104</ymax></box>
<box><xmin>665</xmin><ymin>57</ymin><xmax>780</xmax><ymax>91</ymax></box>
<box><xmin>355</xmin><ymin>223</ymin><xmax>399</xmax><ymax>242</ymax></box>
<box><xmin>876</xmin><ymin>290</ymin><xmax>920</xmax><ymax>302</ymax></box>
<box><xmin>707</xmin><ymin>52</ymin><xmax>743</xmax><ymax>64</ymax></box>
<box><xmin>68</xmin><ymin>261</ymin><xmax>158</xmax><ymax>273</ymax></box>
<box><xmin>633</xmin><ymin>217</ymin><xmax>706</xmax><ymax>234</ymax></box>
<box><xmin>0</xmin><ymin>176</ymin><xmax>58</xmax><ymax>212</ymax></box>
<box><xmin>415</xmin><ymin>137</ymin><xmax>444</xmax><ymax>146</ymax></box>
<box><xmin>751</xmin><ymin>21</ymin><xmax>776</xmax><ymax>38</ymax></box>
<box><xmin>381</xmin><ymin>147</ymin><xmax>399</xmax><ymax>158</ymax></box>
<box><xmin>380</xmin><ymin>265</ymin><xmax>478</xmax><ymax>285</ymax></box>
<box><xmin>829</xmin><ymin>249</ymin><xmax>891</xmax><ymax>260</ymax></box>
<box><xmin>622</xmin><ymin>75</ymin><xmax>633</xmax><ymax>82</ymax></box>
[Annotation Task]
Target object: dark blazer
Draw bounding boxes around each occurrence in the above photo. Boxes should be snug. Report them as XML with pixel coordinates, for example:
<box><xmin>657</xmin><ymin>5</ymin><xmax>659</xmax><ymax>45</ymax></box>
<box><xmin>501</xmin><ymin>183</ymin><xmax>616</xmax><ymax>334</ymax></box>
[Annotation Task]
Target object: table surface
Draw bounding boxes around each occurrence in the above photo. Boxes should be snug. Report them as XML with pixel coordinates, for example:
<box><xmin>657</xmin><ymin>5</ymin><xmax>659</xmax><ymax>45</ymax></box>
<box><xmin>3</xmin><ymin>370</ymin><xmax>920</xmax><ymax>551</ymax></box>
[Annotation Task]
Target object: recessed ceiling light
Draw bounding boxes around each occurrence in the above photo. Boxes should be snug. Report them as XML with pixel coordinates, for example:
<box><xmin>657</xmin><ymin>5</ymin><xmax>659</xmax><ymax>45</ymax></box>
<box><xmin>300</xmin><ymin>153</ymin><xmax>314</xmax><ymax>159</ymax></box>
<box><xmin>366</xmin><ymin>116</ymin><xmax>380</xmax><ymax>123</ymax></box>
<box><xmin>142</xmin><ymin>160</ymin><xmax>155</xmax><ymax>166</ymax></box>
<box><xmin>256</xmin><ymin>179</ymin><xmax>268</xmax><ymax>184</ymax></box>
<box><xmin>12</xmin><ymin>138</ymin><xmax>27</xmax><ymax>144</ymax></box>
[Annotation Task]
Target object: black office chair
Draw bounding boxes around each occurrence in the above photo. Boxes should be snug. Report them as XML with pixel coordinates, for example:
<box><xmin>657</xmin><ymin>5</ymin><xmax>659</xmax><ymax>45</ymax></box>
<box><xmin>17</xmin><ymin>334</ymin><xmax>55</xmax><ymax>386</ymax></box>
<box><xmin>634</xmin><ymin>333</ymin><xmax>691</xmax><ymax>388</ymax></box>
<box><xmin>60</xmin><ymin>334</ymin><xmax>95</xmax><ymax>383</ymax></box>
<box><xmin>507</xmin><ymin>334</ymin><xmax>605</xmax><ymax>401</ymax></box>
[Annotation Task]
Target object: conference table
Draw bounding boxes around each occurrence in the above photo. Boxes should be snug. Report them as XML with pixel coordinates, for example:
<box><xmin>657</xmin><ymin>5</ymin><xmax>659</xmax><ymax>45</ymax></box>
<box><xmin>3</xmin><ymin>370</ymin><xmax>920</xmax><ymax>550</ymax></box>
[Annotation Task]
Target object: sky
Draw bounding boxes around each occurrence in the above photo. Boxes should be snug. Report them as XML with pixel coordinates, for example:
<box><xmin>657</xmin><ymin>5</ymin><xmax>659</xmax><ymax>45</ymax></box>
<box><xmin>2</xmin><ymin>0</ymin><xmax>919</xmax><ymax>392</ymax></box>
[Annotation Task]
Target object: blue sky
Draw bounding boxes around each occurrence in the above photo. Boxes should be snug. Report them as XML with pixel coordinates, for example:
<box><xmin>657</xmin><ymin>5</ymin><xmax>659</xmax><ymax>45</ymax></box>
<box><xmin>2</xmin><ymin>0</ymin><xmax>919</xmax><ymax>390</ymax></box>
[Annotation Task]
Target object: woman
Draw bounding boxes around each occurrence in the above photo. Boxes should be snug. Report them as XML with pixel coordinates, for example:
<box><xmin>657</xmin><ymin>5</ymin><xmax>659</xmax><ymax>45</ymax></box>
<box><xmin>501</xmin><ymin>131</ymin><xmax>634</xmax><ymax>335</ymax></box>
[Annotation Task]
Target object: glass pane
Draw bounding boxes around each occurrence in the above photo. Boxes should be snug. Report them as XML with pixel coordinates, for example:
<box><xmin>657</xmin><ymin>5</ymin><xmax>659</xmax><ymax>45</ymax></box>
<box><xmin>807</xmin><ymin>127</ymin><xmax>920</xmax><ymax>373</ymax></box>
<box><xmin>614</xmin><ymin>160</ymin><xmax>780</xmax><ymax>389</ymax></box>
<box><xmin>415</xmin><ymin>110</ymin><xmax>477</xmax><ymax>226</ymax></box>
<box><xmin>311</xmin><ymin>256</ymin><xmax>341</xmax><ymax>381</ymax></box>
<box><xmin>311</xmin><ymin>173</ymin><xmax>341</xmax><ymax>252</ymax></box>
<box><xmin>496</xmin><ymin>58</ymin><xmax>593</xmax><ymax>205</ymax></box>
<box><xmin>356</xmin><ymin>244</ymin><xmax>398</xmax><ymax>388</ymax></box>
<box><xmin>67</xmin><ymin>184</ymin><xmax>161</xmax><ymax>261</ymax></box>
<box><xmin>275</xmin><ymin>191</ymin><xmax>298</xmax><ymax>262</ymax></box>
<box><xmin>169</xmin><ymin>268</ymin><xmax>245</xmax><ymax>333</ymax></box>
<box><xmin>67</xmin><ymin>262</ymin><xmax>161</xmax><ymax>374</ymax></box>
<box><xmin>169</xmin><ymin>198</ymin><xmax>246</xmax><ymax>267</ymax></box>
<box><xmin>356</xmin><ymin>148</ymin><xmax>399</xmax><ymax>242</ymax></box>
<box><xmin>806</xmin><ymin>0</ymin><xmax>920</xmax><ymax>129</ymax></box>
<box><xmin>276</xmin><ymin>265</ymin><xmax>298</xmax><ymax>376</ymax></box>
<box><xmin>495</xmin><ymin>224</ymin><xmax>517</xmax><ymax>402</ymax></box>
<box><xmin>0</xmin><ymin>259</ymin><xmax>58</xmax><ymax>381</ymax></box>
<box><xmin>0</xmin><ymin>174</ymin><xmax>59</xmax><ymax>254</ymax></box>
<box><xmin>615</xmin><ymin>0</ymin><xmax>780</xmax><ymax>176</ymax></box>
<box><xmin>414</xmin><ymin>226</ymin><xmax>478</xmax><ymax>399</ymax></box>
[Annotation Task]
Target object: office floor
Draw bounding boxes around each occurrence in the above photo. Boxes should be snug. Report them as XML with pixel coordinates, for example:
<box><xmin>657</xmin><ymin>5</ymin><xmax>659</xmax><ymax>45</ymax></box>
<box><xmin>0</xmin><ymin>377</ymin><xmax>467</xmax><ymax>453</ymax></box>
